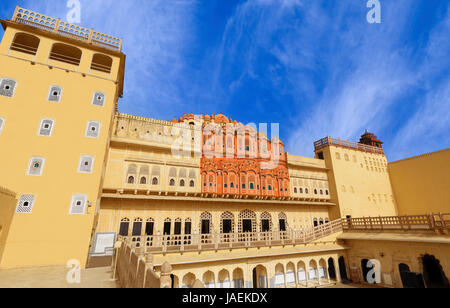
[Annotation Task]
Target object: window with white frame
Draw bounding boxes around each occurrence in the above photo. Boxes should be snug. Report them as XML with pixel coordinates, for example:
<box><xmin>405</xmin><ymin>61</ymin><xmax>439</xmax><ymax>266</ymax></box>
<box><xmin>0</xmin><ymin>78</ymin><xmax>17</xmax><ymax>97</ymax></box>
<box><xmin>69</xmin><ymin>194</ymin><xmax>87</xmax><ymax>215</ymax></box>
<box><xmin>92</xmin><ymin>92</ymin><xmax>105</xmax><ymax>107</ymax></box>
<box><xmin>16</xmin><ymin>194</ymin><xmax>35</xmax><ymax>213</ymax></box>
<box><xmin>78</xmin><ymin>155</ymin><xmax>94</xmax><ymax>173</ymax></box>
<box><xmin>38</xmin><ymin>119</ymin><xmax>54</xmax><ymax>136</ymax></box>
<box><xmin>0</xmin><ymin>117</ymin><xmax>4</xmax><ymax>134</ymax></box>
<box><xmin>85</xmin><ymin>121</ymin><xmax>101</xmax><ymax>138</ymax></box>
<box><xmin>27</xmin><ymin>157</ymin><xmax>45</xmax><ymax>176</ymax></box>
<box><xmin>47</xmin><ymin>85</ymin><xmax>63</xmax><ymax>102</ymax></box>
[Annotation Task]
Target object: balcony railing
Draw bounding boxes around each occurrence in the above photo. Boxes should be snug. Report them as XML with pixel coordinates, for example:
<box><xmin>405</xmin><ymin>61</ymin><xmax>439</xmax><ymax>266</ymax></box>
<box><xmin>314</xmin><ymin>137</ymin><xmax>385</xmax><ymax>155</ymax></box>
<box><xmin>11</xmin><ymin>6</ymin><xmax>122</xmax><ymax>52</ymax></box>
<box><xmin>343</xmin><ymin>213</ymin><xmax>450</xmax><ymax>231</ymax></box>
<box><xmin>119</xmin><ymin>219</ymin><xmax>344</xmax><ymax>253</ymax></box>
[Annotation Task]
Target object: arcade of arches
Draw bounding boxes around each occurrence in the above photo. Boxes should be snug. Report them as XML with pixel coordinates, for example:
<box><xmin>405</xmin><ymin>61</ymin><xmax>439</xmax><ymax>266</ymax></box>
<box><xmin>166</xmin><ymin>254</ymin><xmax>348</xmax><ymax>289</ymax></box>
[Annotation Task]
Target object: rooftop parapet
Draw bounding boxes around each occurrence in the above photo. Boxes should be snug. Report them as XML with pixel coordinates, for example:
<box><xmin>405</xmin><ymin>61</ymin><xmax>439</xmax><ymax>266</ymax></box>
<box><xmin>10</xmin><ymin>6</ymin><xmax>122</xmax><ymax>52</ymax></box>
<box><xmin>314</xmin><ymin>136</ymin><xmax>385</xmax><ymax>155</ymax></box>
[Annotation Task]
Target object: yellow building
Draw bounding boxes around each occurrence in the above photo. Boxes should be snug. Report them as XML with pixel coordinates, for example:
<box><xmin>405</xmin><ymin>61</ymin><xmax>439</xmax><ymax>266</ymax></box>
<box><xmin>0</xmin><ymin>6</ymin><xmax>448</xmax><ymax>289</ymax></box>
<box><xmin>0</xmin><ymin>7</ymin><xmax>125</xmax><ymax>268</ymax></box>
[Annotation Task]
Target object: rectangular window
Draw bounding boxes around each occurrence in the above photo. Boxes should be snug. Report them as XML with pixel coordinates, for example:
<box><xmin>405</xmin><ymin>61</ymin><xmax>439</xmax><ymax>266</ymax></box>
<box><xmin>184</xmin><ymin>222</ymin><xmax>192</xmax><ymax>235</ymax></box>
<box><xmin>38</xmin><ymin>119</ymin><xmax>54</xmax><ymax>136</ymax></box>
<box><xmin>48</xmin><ymin>86</ymin><xmax>63</xmax><ymax>102</ymax></box>
<box><xmin>86</xmin><ymin>121</ymin><xmax>101</xmax><ymax>138</ymax></box>
<box><xmin>163</xmin><ymin>222</ymin><xmax>171</xmax><ymax>235</ymax></box>
<box><xmin>174</xmin><ymin>222</ymin><xmax>182</xmax><ymax>235</ymax></box>
<box><xmin>69</xmin><ymin>194</ymin><xmax>87</xmax><ymax>215</ymax></box>
<box><xmin>261</xmin><ymin>219</ymin><xmax>270</xmax><ymax>232</ymax></box>
<box><xmin>132</xmin><ymin>222</ymin><xmax>142</xmax><ymax>236</ymax></box>
<box><xmin>279</xmin><ymin>219</ymin><xmax>286</xmax><ymax>231</ymax></box>
<box><xmin>119</xmin><ymin>222</ymin><xmax>129</xmax><ymax>236</ymax></box>
<box><xmin>0</xmin><ymin>78</ymin><xmax>17</xmax><ymax>97</ymax></box>
<box><xmin>27</xmin><ymin>157</ymin><xmax>45</xmax><ymax>176</ymax></box>
<box><xmin>201</xmin><ymin>220</ymin><xmax>210</xmax><ymax>234</ymax></box>
<box><xmin>78</xmin><ymin>155</ymin><xmax>94</xmax><ymax>173</ymax></box>
<box><xmin>145</xmin><ymin>222</ymin><xmax>154</xmax><ymax>236</ymax></box>
<box><xmin>16</xmin><ymin>194</ymin><xmax>35</xmax><ymax>214</ymax></box>
<box><xmin>92</xmin><ymin>92</ymin><xmax>106</xmax><ymax>107</ymax></box>
<box><xmin>222</xmin><ymin>219</ymin><xmax>232</xmax><ymax>234</ymax></box>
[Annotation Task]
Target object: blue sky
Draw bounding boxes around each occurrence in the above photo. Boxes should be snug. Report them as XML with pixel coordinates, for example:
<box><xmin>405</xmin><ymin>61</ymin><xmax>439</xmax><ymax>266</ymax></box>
<box><xmin>1</xmin><ymin>0</ymin><xmax>449</xmax><ymax>161</ymax></box>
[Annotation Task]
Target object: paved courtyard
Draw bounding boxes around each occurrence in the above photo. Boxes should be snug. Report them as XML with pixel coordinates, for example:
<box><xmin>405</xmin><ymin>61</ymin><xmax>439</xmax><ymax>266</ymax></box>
<box><xmin>0</xmin><ymin>266</ymin><xmax>118</xmax><ymax>288</ymax></box>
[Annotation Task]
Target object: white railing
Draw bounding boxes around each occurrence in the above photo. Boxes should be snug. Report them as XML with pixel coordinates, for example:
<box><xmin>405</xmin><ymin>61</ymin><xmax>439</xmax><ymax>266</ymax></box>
<box><xmin>120</xmin><ymin>219</ymin><xmax>343</xmax><ymax>253</ymax></box>
<box><xmin>12</xmin><ymin>6</ymin><xmax>122</xmax><ymax>52</ymax></box>
<box><xmin>342</xmin><ymin>213</ymin><xmax>450</xmax><ymax>231</ymax></box>
<box><xmin>314</xmin><ymin>136</ymin><xmax>385</xmax><ymax>155</ymax></box>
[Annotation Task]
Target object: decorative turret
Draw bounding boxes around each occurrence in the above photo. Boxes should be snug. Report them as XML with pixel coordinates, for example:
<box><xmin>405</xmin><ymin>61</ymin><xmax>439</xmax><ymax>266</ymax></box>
<box><xmin>359</xmin><ymin>131</ymin><xmax>383</xmax><ymax>148</ymax></box>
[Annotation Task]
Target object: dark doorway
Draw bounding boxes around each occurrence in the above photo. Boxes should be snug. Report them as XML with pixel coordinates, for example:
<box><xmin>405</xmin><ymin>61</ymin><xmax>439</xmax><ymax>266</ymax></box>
<box><xmin>399</xmin><ymin>263</ymin><xmax>425</xmax><ymax>288</ymax></box>
<box><xmin>170</xmin><ymin>274</ymin><xmax>175</xmax><ymax>288</ymax></box>
<box><xmin>328</xmin><ymin>258</ymin><xmax>337</xmax><ymax>280</ymax></box>
<box><xmin>261</xmin><ymin>219</ymin><xmax>270</xmax><ymax>232</ymax></box>
<box><xmin>243</xmin><ymin>219</ymin><xmax>252</xmax><ymax>233</ymax></box>
<box><xmin>223</xmin><ymin>219</ymin><xmax>232</xmax><ymax>233</ymax></box>
<box><xmin>174</xmin><ymin>221</ymin><xmax>182</xmax><ymax>235</ymax></box>
<box><xmin>185</xmin><ymin>222</ymin><xmax>192</xmax><ymax>235</ymax></box>
<box><xmin>163</xmin><ymin>222</ymin><xmax>171</xmax><ymax>235</ymax></box>
<box><xmin>422</xmin><ymin>254</ymin><xmax>450</xmax><ymax>288</ymax></box>
<box><xmin>252</xmin><ymin>268</ymin><xmax>257</xmax><ymax>288</ymax></box>
<box><xmin>338</xmin><ymin>256</ymin><xmax>350</xmax><ymax>283</ymax></box>
<box><xmin>132</xmin><ymin>222</ymin><xmax>142</xmax><ymax>236</ymax></box>
<box><xmin>184</xmin><ymin>221</ymin><xmax>192</xmax><ymax>245</ymax></box>
<box><xmin>361</xmin><ymin>259</ymin><xmax>376</xmax><ymax>284</ymax></box>
<box><xmin>145</xmin><ymin>221</ymin><xmax>154</xmax><ymax>236</ymax></box>
<box><xmin>119</xmin><ymin>222</ymin><xmax>129</xmax><ymax>236</ymax></box>
<box><xmin>279</xmin><ymin>219</ymin><xmax>286</xmax><ymax>232</ymax></box>
<box><xmin>201</xmin><ymin>220</ymin><xmax>210</xmax><ymax>234</ymax></box>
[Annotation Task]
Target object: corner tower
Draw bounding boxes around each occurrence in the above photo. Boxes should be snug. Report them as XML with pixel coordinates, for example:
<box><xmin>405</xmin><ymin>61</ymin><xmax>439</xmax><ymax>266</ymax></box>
<box><xmin>314</xmin><ymin>133</ymin><xmax>397</xmax><ymax>220</ymax></box>
<box><xmin>0</xmin><ymin>7</ymin><xmax>125</xmax><ymax>268</ymax></box>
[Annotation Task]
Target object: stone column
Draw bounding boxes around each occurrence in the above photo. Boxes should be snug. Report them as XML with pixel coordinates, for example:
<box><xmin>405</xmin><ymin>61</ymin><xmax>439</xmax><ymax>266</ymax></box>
<box><xmin>160</xmin><ymin>262</ymin><xmax>173</xmax><ymax>288</ymax></box>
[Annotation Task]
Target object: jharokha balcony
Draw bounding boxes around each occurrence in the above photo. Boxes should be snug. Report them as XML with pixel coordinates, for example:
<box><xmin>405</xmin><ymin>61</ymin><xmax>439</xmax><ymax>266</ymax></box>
<box><xmin>119</xmin><ymin>219</ymin><xmax>344</xmax><ymax>254</ymax></box>
<box><xmin>119</xmin><ymin>214</ymin><xmax>450</xmax><ymax>254</ymax></box>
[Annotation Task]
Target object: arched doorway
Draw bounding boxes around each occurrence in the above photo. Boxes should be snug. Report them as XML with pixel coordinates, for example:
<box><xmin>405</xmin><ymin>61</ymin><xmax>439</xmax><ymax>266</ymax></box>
<box><xmin>252</xmin><ymin>265</ymin><xmax>268</xmax><ymax>288</ymax></box>
<box><xmin>338</xmin><ymin>256</ymin><xmax>350</xmax><ymax>283</ymax></box>
<box><xmin>361</xmin><ymin>259</ymin><xmax>374</xmax><ymax>283</ymax></box>
<box><xmin>328</xmin><ymin>258</ymin><xmax>337</xmax><ymax>280</ymax></box>
<box><xmin>422</xmin><ymin>254</ymin><xmax>450</xmax><ymax>288</ymax></box>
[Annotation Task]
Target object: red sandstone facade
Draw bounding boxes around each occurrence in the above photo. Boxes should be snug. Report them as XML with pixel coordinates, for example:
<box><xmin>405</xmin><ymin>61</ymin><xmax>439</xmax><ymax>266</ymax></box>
<box><xmin>173</xmin><ymin>114</ymin><xmax>290</xmax><ymax>198</ymax></box>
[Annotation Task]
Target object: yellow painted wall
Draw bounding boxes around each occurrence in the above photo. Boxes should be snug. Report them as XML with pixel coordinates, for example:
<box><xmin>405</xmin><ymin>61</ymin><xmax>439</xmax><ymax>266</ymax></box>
<box><xmin>389</xmin><ymin>148</ymin><xmax>450</xmax><ymax>215</ymax></box>
<box><xmin>316</xmin><ymin>146</ymin><xmax>397</xmax><ymax>220</ymax></box>
<box><xmin>0</xmin><ymin>187</ymin><xmax>17</xmax><ymax>264</ymax></box>
<box><xmin>0</xmin><ymin>24</ymin><xmax>123</xmax><ymax>268</ymax></box>
<box><xmin>287</xmin><ymin>154</ymin><xmax>331</xmax><ymax>202</ymax></box>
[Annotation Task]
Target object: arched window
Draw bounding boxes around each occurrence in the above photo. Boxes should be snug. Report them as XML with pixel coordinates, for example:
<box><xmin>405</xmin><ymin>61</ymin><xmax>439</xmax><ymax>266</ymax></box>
<box><xmin>314</xmin><ymin>189</ymin><xmax>318</xmax><ymax>195</ymax></box>
<box><xmin>294</xmin><ymin>187</ymin><xmax>298</xmax><ymax>193</ymax></box>
<box><xmin>49</xmin><ymin>43</ymin><xmax>82</xmax><ymax>66</ymax></box>
<box><xmin>313</xmin><ymin>218</ymin><xmax>318</xmax><ymax>227</ymax></box>
<box><xmin>11</xmin><ymin>32</ymin><xmax>40</xmax><ymax>55</ymax></box>
<box><xmin>119</xmin><ymin>218</ymin><xmax>130</xmax><ymax>236</ymax></box>
<box><xmin>152</xmin><ymin>177</ymin><xmax>159</xmax><ymax>185</ymax></box>
<box><xmin>268</xmin><ymin>185</ymin><xmax>272</xmax><ymax>191</ymax></box>
<box><xmin>128</xmin><ymin>176</ymin><xmax>135</xmax><ymax>184</ymax></box>
<box><xmin>140</xmin><ymin>177</ymin><xmax>147</xmax><ymax>185</ymax></box>
<box><xmin>170</xmin><ymin>179</ymin><xmax>175</xmax><ymax>186</ymax></box>
<box><xmin>189</xmin><ymin>180</ymin><xmax>195</xmax><ymax>187</ymax></box>
<box><xmin>91</xmin><ymin>53</ymin><xmax>113</xmax><ymax>73</ymax></box>
<box><xmin>180</xmin><ymin>179</ymin><xmax>185</xmax><ymax>187</ymax></box>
